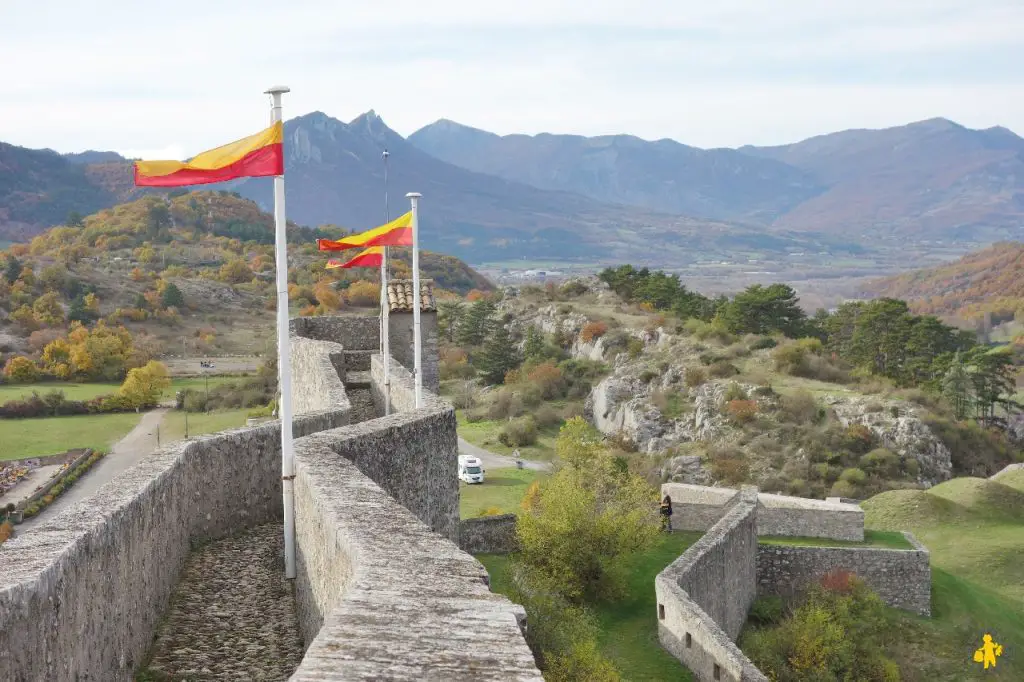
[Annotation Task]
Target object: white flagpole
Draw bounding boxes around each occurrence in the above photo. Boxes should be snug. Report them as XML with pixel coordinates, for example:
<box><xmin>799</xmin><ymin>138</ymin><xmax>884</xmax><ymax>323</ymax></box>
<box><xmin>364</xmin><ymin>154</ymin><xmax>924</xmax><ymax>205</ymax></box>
<box><xmin>266</xmin><ymin>85</ymin><xmax>297</xmax><ymax>580</ymax></box>
<box><xmin>381</xmin><ymin>149</ymin><xmax>391</xmax><ymax>415</ymax></box>
<box><xmin>406</xmin><ymin>192</ymin><xmax>423</xmax><ymax>408</ymax></box>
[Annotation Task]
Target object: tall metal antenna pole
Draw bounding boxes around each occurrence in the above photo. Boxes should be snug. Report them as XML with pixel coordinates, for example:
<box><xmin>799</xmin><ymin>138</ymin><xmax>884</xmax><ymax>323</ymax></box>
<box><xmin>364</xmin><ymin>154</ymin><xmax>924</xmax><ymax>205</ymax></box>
<box><xmin>381</xmin><ymin>149</ymin><xmax>391</xmax><ymax>414</ymax></box>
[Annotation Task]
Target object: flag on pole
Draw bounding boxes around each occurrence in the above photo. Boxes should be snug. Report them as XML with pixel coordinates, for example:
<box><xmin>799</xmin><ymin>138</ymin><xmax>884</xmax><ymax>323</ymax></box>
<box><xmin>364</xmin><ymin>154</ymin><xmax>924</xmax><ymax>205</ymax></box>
<box><xmin>326</xmin><ymin>246</ymin><xmax>384</xmax><ymax>269</ymax></box>
<box><xmin>317</xmin><ymin>211</ymin><xmax>412</xmax><ymax>251</ymax></box>
<box><xmin>133</xmin><ymin>122</ymin><xmax>284</xmax><ymax>187</ymax></box>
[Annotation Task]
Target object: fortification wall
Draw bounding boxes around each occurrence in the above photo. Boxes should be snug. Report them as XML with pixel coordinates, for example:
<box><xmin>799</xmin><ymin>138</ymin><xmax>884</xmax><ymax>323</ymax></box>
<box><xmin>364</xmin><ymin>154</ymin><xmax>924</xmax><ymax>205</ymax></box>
<box><xmin>655</xmin><ymin>487</ymin><xmax>767</xmax><ymax>682</ymax></box>
<box><xmin>458</xmin><ymin>514</ymin><xmax>520</xmax><ymax>555</ymax></box>
<box><xmin>389</xmin><ymin>313</ymin><xmax>440</xmax><ymax>394</ymax></box>
<box><xmin>0</xmin><ymin>411</ymin><xmax>348</xmax><ymax>682</ymax></box>
<box><xmin>0</xmin><ymin>314</ymin><xmax>542</xmax><ymax>681</ymax></box>
<box><xmin>290</xmin><ymin>315</ymin><xmax>379</xmax><ymax>351</ymax></box>
<box><xmin>756</xmin><ymin>532</ymin><xmax>931</xmax><ymax>616</ymax></box>
<box><xmin>291</xmin><ymin>335</ymin><xmax>351</xmax><ymax>416</ymax></box>
<box><xmin>291</xmin><ymin>434</ymin><xmax>540</xmax><ymax>681</ymax></box>
<box><xmin>662</xmin><ymin>483</ymin><xmax>864</xmax><ymax>541</ymax></box>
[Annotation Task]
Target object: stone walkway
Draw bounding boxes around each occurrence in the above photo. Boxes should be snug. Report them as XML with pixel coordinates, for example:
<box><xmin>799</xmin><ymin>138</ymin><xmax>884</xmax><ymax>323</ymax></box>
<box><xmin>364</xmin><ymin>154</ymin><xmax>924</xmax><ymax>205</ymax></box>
<box><xmin>141</xmin><ymin>523</ymin><xmax>304</xmax><ymax>681</ymax></box>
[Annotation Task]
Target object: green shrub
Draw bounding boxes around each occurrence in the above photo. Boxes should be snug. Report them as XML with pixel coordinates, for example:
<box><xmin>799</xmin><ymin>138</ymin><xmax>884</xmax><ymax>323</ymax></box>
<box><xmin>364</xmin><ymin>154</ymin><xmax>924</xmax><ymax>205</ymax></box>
<box><xmin>925</xmin><ymin>416</ymin><xmax>1015</xmax><ymax>476</ymax></box>
<box><xmin>651</xmin><ymin>390</ymin><xmax>689</xmax><ymax>420</ymax></box>
<box><xmin>778</xmin><ymin>390</ymin><xmax>823</xmax><ymax>424</ymax></box>
<box><xmin>839</xmin><ymin>467</ymin><xmax>867</xmax><ymax>485</ymax></box>
<box><xmin>684</xmin><ymin>366</ymin><xmax>707</xmax><ymax>388</ymax></box>
<box><xmin>860</xmin><ymin>448</ymin><xmax>900</xmax><ymax>478</ymax></box>
<box><xmin>708</xmin><ymin>360</ymin><xmax>739</xmax><ymax>378</ymax></box>
<box><xmin>638</xmin><ymin>369</ymin><xmax>658</xmax><ymax>384</ymax></box>
<box><xmin>683</xmin><ymin>318</ymin><xmax>735</xmax><ymax>344</ymax></box>
<box><xmin>724</xmin><ymin>382</ymin><xmax>748</xmax><ymax>402</ymax></box>
<box><xmin>830</xmin><ymin>480</ymin><xmax>859</xmax><ymax>498</ymax></box>
<box><xmin>749</xmin><ymin>596</ymin><xmax>785</xmax><ymax>625</ymax></box>
<box><xmin>741</xmin><ymin>578</ymin><xmax>899</xmax><ymax>681</ymax></box>
<box><xmin>487</xmin><ymin>388</ymin><xmax>525</xmax><ymax>420</ymax></box>
<box><xmin>534</xmin><ymin>404</ymin><xmax>564</xmax><ymax>429</ymax></box>
<box><xmin>750</xmin><ymin>336</ymin><xmax>778</xmax><ymax>350</ymax></box>
<box><xmin>500</xmin><ymin>416</ymin><xmax>538</xmax><ymax>447</ymax></box>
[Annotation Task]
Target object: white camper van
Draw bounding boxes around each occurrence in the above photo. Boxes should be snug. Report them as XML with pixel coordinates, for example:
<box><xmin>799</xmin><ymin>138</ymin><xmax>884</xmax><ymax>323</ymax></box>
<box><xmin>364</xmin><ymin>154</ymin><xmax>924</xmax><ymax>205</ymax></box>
<box><xmin>458</xmin><ymin>455</ymin><xmax>485</xmax><ymax>484</ymax></box>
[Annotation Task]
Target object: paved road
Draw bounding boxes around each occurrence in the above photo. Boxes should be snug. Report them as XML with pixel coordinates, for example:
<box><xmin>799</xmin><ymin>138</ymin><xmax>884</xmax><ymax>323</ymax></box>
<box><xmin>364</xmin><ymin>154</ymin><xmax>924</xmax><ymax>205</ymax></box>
<box><xmin>17</xmin><ymin>408</ymin><xmax>170</xmax><ymax>532</ymax></box>
<box><xmin>457</xmin><ymin>437</ymin><xmax>551</xmax><ymax>472</ymax></box>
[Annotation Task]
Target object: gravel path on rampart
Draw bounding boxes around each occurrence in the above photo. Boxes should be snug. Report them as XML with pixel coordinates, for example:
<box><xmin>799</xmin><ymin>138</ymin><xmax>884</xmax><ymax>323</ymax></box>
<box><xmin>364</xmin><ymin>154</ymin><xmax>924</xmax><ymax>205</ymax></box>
<box><xmin>141</xmin><ymin>523</ymin><xmax>304</xmax><ymax>681</ymax></box>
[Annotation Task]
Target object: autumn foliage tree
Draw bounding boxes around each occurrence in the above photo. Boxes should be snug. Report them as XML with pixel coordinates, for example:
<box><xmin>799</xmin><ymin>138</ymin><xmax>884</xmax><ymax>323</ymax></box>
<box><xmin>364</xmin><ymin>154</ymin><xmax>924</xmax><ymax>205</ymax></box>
<box><xmin>118</xmin><ymin>361</ymin><xmax>171</xmax><ymax>409</ymax></box>
<box><xmin>3</xmin><ymin>356</ymin><xmax>41</xmax><ymax>383</ymax></box>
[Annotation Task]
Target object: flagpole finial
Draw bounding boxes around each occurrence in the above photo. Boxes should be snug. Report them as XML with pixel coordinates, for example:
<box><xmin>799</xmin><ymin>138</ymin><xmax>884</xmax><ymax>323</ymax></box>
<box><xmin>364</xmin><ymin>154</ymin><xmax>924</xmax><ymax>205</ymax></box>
<box><xmin>406</xmin><ymin>192</ymin><xmax>422</xmax><ymax>198</ymax></box>
<box><xmin>264</xmin><ymin>85</ymin><xmax>291</xmax><ymax>95</ymax></box>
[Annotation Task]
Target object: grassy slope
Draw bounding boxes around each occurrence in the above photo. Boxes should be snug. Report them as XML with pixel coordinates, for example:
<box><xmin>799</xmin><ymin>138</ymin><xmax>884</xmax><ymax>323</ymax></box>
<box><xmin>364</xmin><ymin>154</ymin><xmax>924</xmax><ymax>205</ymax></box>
<box><xmin>460</xmin><ymin>467</ymin><xmax>542</xmax><ymax>519</ymax></box>
<box><xmin>862</xmin><ymin>478</ymin><xmax>1024</xmax><ymax>681</ymax></box>
<box><xmin>477</xmin><ymin>531</ymin><xmax>703</xmax><ymax>682</ymax></box>
<box><xmin>1</xmin><ymin>412</ymin><xmax>143</xmax><ymax>460</ymax></box>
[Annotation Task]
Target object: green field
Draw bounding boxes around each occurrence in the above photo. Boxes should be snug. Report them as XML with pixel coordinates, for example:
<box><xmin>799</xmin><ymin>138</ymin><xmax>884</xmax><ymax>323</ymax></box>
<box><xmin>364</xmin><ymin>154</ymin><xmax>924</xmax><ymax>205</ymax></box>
<box><xmin>478</xmin><ymin>531</ymin><xmax>702</xmax><ymax>681</ymax></box>
<box><xmin>456</xmin><ymin>414</ymin><xmax>559</xmax><ymax>462</ymax></box>
<box><xmin>759</xmin><ymin>529</ymin><xmax>913</xmax><ymax>549</ymax></box>
<box><xmin>0</xmin><ymin>376</ymin><xmax>238</xmax><ymax>403</ymax></box>
<box><xmin>861</xmin><ymin>476</ymin><xmax>1024</xmax><ymax>680</ymax></box>
<box><xmin>460</xmin><ymin>467</ymin><xmax>543</xmax><ymax>519</ymax></box>
<box><xmin>0</xmin><ymin>412</ymin><xmax>143</xmax><ymax>460</ymax></box>
<box><xmin>160</xmin><ymin>409</ymin><xmax>253</xmax><ymax>442</ymax></box>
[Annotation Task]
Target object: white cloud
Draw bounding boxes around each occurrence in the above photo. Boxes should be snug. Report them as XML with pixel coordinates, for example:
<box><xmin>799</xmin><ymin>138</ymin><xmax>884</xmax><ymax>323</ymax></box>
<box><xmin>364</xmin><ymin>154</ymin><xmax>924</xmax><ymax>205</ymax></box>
<box><xmin>2</xmin><ymin>0</ymin><xmax>1022</xmax><ymax>153</ymax></box>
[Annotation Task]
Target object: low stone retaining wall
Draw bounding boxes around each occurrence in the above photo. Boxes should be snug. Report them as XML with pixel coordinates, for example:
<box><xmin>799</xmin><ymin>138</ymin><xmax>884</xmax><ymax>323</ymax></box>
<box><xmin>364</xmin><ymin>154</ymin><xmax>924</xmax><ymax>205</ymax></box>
<box><xmin>662</xmin><ymin>483</ymin><xmax>864</xmax><ymax>541</ymax></box>
<box><xmin>756</xmin><ymin>532</ymin><xmax>931</xmax><ymax>616</ymax></box>
<box><xmin>291</xmin><ymin>315</ymin><xmax>379</xmax><ymax>352</ymax></box>
<box><xmin>655</xmin><ymin>487</ymin><xmax>767</xmax><ymax>682</ymax></box>
<box><xmin>459</xmin><ymin>514</ymin><xmax>519</xmax><ymax>555</ymax></box>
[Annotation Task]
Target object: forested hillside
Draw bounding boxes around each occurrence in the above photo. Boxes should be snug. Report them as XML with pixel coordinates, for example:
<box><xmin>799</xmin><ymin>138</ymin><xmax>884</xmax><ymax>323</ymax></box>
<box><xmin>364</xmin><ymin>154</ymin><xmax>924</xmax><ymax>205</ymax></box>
<box><xmin>862</xmin><ymin>241</ymin><xmax>1024</xmax><ymax>324</ymax></box>
<box><xmin>0</xmin><ymin>191</ymin><xmax>491</xmax><ymax>376</ymax></box>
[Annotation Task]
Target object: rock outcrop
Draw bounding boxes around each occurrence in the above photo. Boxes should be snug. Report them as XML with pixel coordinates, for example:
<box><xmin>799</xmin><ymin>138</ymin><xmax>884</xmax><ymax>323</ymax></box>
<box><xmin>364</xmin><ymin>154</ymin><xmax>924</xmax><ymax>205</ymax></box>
<box><xmin>823</xmin><ymin>395</ymin><xmax>953</xmax><ymax>485</ymax></box>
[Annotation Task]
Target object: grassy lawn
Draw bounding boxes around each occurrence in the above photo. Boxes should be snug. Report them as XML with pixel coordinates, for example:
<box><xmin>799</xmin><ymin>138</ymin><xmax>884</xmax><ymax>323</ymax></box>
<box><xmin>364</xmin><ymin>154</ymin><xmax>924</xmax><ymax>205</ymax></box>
<box><xmin>160</xmin><ymin>408</ymin><xmax>254</xmax><ymax>442</ymax></box>
<box><xmin>0</xmin><ymin>412</ymin><xmax>143</xmax><ymax>460</ymax></box>
<box><xmin>477</xmin><ymin>531</ymin><xmax>702</xmax><ymax>681</ymax></box>
<box><xmin>460</xmin><ymin>467</ymin><xmax>543</xmax><ymax>519</ymax></box>
<box><xmin>0</xmin><ymin>376</ymin><xmax>239</xmax><ymax>403</ymax></box>
<box><xmin>456</xmin><ymin>413</ymin><xmax>560</xmax><ymax>462</ymax></box>
<box><xmin>759</xmin><ymin>529</ymin><xmax>913</xmax><ymax>549</ymax></box>
<box><xmin>856</xmin><ymin>477</ymin><xmax>1024</xmax><ymax>680</ymax></box>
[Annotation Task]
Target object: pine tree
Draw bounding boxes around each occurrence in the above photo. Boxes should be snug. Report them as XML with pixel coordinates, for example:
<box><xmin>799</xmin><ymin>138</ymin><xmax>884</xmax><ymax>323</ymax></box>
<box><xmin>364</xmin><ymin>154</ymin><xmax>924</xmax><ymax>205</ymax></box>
<box><xmin>161</xmin><ymin>282</ymin><xmax>185</xmax><ymax>309</ymax></box>
<box><xmin>524</xmin><ymin>326</ymin><xmax>544</xmax><ymax>362</ymax></box>
<box><xmin>437</xmin><ymin>300</ymin><xmax>465</xmax><ymax>343</ymax></box>
<box><xmin>457</xmin><ymin>299</ymin><xmax>496</xmax><ymax>347</ymax></box>
<box><xmin>477</xmin><ymin>322</ymin><xmax>521</xmax><ymax>385</ymax></box>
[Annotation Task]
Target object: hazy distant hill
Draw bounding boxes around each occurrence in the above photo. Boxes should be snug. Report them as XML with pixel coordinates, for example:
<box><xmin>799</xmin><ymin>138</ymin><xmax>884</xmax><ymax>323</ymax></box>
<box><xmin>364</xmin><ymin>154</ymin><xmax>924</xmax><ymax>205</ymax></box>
<box><xmin>408</xmin><ymin>119</ymin><xmax>823</xmax><ymax>223</ymax></box>
<box><xmin>861</xmin><ymin>241</ymin><xmax>1024</xmax><ymax>318</ymax></box>
<box><xmin>225</xmin><ymin>111</ymin><xmax>834</xmax><ymax>265</ymax></box>
<box><xmin>741</xmin><ymin>118</ymin><xmax>1024</xmax><ymax>241</ymax></box>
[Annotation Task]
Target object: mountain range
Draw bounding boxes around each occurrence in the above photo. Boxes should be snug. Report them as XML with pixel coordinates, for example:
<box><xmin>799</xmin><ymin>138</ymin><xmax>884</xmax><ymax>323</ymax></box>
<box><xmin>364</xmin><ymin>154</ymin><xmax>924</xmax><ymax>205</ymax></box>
<box><xmin>2</xmin><ymin>113</ymin><xmax>1022</xmax><ymax>265</ymax></box>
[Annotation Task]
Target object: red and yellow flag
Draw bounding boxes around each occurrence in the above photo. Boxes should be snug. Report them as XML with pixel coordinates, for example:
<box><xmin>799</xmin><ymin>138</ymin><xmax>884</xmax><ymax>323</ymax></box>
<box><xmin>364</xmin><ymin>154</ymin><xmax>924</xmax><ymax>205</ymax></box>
<box><xmin>317</xmin><ymin>211</ymin><xmax>412</xmax><ymax>251</ymax></box>
<box><xmin>326</xmin><ymin>246</ymin><xmax>384</xmax><ymax>269</ymax></box>
<box><xmin>133</xmin><ymin>122</ymin><xmax>284</xmax><ymax>187</ymax></box>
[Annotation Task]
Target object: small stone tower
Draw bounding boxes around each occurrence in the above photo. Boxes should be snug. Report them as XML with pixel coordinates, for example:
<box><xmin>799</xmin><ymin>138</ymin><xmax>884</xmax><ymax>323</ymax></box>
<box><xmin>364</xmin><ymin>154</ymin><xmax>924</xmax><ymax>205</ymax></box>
<box><xmin>386</xmin><ymin>278</ymin><xmax>439</xmax><ymax>394</ymax></box>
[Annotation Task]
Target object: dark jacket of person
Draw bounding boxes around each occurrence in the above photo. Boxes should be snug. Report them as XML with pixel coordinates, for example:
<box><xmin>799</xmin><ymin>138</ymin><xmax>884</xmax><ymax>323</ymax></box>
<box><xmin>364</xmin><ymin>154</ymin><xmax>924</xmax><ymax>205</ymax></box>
<box><xmin>659</xmin><ymin>495</ymin><xmax>673</xmax><ymax>516</ymax></box>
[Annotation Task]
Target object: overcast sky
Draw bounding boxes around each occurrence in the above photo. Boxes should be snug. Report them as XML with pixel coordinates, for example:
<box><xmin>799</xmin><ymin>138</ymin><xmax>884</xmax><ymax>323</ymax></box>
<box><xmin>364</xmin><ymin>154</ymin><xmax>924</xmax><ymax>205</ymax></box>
<box><xmin>3</xmin><ymin>0</ymin><xmax>1022</xmax><ymax>159</ymax></box>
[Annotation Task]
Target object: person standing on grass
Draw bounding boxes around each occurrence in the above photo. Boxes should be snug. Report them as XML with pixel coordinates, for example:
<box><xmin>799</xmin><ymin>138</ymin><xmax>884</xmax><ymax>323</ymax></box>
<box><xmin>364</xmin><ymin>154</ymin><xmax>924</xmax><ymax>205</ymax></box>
<box><xmin>660</xmin><ymin>495</ymin><xmax>673</xmax><ymax>532</ymax></box>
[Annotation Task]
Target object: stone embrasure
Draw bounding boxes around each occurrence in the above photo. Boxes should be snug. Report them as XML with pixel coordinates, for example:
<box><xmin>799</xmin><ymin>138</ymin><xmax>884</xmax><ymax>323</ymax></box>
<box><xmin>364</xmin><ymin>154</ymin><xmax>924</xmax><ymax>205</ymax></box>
<box><xmin>141</xmin><ymin>524</ymin><xmax>304</xmax><ymax>681</ymax></box>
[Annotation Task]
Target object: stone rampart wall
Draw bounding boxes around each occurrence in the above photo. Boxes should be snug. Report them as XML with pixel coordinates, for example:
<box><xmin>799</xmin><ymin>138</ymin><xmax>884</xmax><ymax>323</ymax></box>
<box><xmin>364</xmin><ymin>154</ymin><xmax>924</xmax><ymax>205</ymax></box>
<box><xmin>662</xmin><ymin>483</ymin><xmax>864</xmax><ymax>541</ymax></box>
<box><xmin>458</xmin><ymin>514</ymin><xmax>520</xmax><ymax>555</ymax></box>
<box><xmin>756</xmin><ymin>532</ymin><xmax>931</xmax><ymax>616</ymax></box>
<box><xmin>291</xmin><ymin>435</ymin><xmax>541</xmax><ymax>681</ymax></box>
<box><xmin>290</xmin><ymin>335</ymin><xmax>351</xmax><ymax>416</ymax></box>
<box><xmin>655</xmin><ymin>487</ymin><xmax>767</xmax><ymax>682</ymax></box>
<box><xmin>0</xmin><ymin>410</ymin><xmax>348</xmax><ymax>682</ymax></box>
<box><xmin>290</xmin><ymin>315</ymin><xmax>379</xmax><ymax>351</ymax></box>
